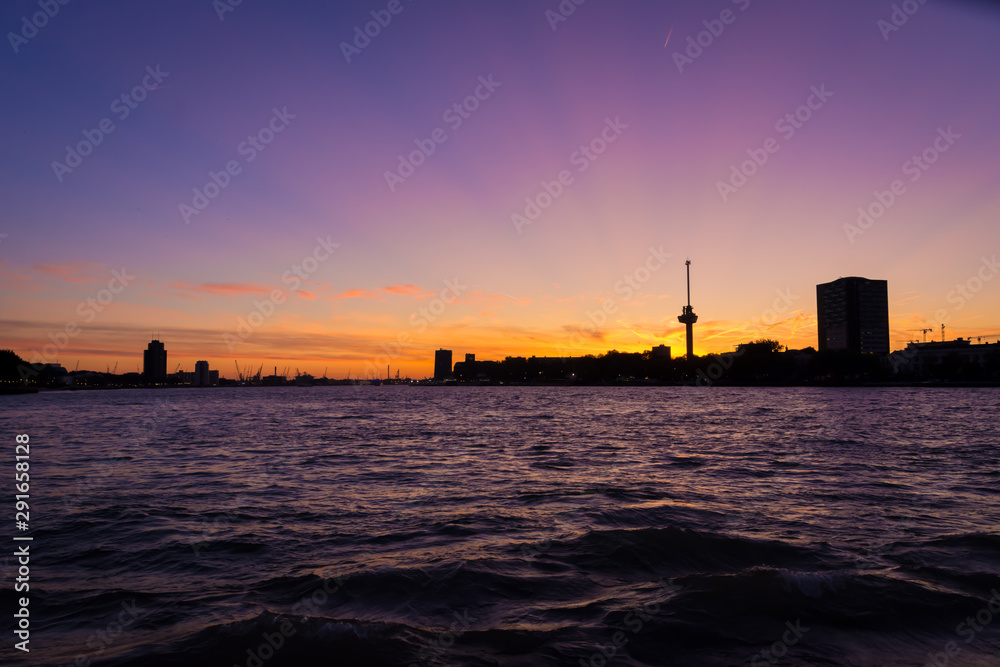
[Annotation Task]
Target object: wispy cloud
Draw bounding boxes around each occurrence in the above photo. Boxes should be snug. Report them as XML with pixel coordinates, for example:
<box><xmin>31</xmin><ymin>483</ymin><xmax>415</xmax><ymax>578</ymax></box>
<box><xmin>454</xmin><ymin>290</ymin><xmax>533</xmax><ymax>306</ymax></box>
<box><xmin>171</xmin><ymin>281</ymin><xmax>274</xmax><ymax>297</ymax></box>
<box><xmin>379</xmin><ymin>284</ymin><xmax>432</xmax><ymax>298</ymax></box>
<box><xmin>33</xmin><ymin>262</ymin><xmax>106</xmax><ymax>284</ymax></box>
<box><xmin>328</xmin><ymin>288</ymin><xmax>377</xmax><ymax>301</ymax></box>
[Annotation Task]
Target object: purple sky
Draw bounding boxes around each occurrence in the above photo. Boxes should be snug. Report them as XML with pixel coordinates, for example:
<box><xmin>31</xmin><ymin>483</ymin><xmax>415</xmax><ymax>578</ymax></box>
<box><xmin>2</xmin><ymin>0</ymin><xmax>999</xmax><ymax>376</ymax></box>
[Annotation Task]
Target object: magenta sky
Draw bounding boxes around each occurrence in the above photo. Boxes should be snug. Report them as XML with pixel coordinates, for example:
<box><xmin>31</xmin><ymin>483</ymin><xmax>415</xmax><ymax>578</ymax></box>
<box><xmin>2</xmin><ymin>0</ymin><xmax>999</xmax><ymax>377</ymax></box>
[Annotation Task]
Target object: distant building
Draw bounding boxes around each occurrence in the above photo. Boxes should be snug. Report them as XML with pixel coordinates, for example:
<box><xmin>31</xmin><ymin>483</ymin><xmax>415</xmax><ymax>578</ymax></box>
<box><xmin>194</xmin><ymin>360</ymin><xmax>210</xmax><ymax>386</ymax></box>
<box><xmin>433</xmin><ymin>349</ymin><xmax>453</xmax><ymax>381</ymax></box>
<box><xmin>892</xmin><ymin>338</ymin><xmax>1000</xmax><ymax>377</ymax></box>
<box><xmin>454</xmin><ymin>354</ymin><xmax>478</xmax><ymax>381</ymax></box>
<box><xmin>650</xmin><ymin>345</ymin><xmax>671</xmax><ymax>360</ymax></box>
<box><xmin>816</xmin><ymin>277</ymin><xmax>889</xmax><ymax>355</ymax></box>
<box><xmin>143</xmin><ymin>339</ymin><xmax>168</xmax><ymax>382</ymax></box>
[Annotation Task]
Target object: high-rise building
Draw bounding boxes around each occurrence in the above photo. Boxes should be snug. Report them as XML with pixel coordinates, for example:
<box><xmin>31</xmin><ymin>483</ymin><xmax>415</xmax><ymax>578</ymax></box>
<box><xmin>433</xmin><ymin>349</ymin><xmax>453</xmax><ymax>381</ymax></box>
<box><xmin>194</xmin><ymin>360</ymin><xmax>210</xmax><ymax>386</ymax></box>
<box><xmin>816</xmin><ymin>277</ymin><xmax>889</xmax><ymax>355</ymax></box>
<box><xmin>143</xmin><ymin>339</ymin><xmax>168</xmax><ymax>382</ymax></box>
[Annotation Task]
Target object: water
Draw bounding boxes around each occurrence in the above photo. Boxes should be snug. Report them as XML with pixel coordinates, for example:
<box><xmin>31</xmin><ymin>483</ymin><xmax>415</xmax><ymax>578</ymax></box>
<box><xmin>2</xmin><ymin>386</ymin><xmax>999</xmax><ymax>666</ymax></box>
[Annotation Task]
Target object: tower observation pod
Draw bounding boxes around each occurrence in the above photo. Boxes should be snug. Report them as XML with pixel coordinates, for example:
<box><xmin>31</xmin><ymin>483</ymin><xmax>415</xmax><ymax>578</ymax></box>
<box><xmin>677</xmin><ymin>260</ymin><xmax>698</xmax><ymax>360</ymax></box>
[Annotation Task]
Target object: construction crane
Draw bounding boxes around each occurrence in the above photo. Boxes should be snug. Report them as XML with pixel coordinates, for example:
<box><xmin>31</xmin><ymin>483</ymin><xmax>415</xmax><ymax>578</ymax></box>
<box><xmin>941</xmin><ymin>324</ymin><xmax>946</xmax><ymax>342</ymax></box>
<box><xmin>112</xmin><ymin>362</ymin><xmax>117</xmax><ymax>374</ymax></box>
<box><xmin>908</xmin><ymin>328</ymin><xmax>934</xmax><ymax>343</ymax></box>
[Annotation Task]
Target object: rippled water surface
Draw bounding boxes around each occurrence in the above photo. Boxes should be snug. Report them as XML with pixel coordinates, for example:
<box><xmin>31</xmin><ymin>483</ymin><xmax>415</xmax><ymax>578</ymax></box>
<box><xmin>2</xmin><ymin>386</ymin><xmax>999</xmax><ymax>666</ymax></box>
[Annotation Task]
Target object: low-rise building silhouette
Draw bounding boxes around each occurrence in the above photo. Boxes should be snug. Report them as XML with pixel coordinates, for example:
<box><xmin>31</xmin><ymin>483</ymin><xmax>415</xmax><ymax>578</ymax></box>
<box><xmin>893</xmin><ymin>338</ymin><xmax>1000</xmax><ymax>379</ymax></box>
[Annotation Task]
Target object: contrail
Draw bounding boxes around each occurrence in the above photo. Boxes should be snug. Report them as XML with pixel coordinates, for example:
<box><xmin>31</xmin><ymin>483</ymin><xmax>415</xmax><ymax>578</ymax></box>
<box><xmin>664</xmin><ymin>25</ymin><xmax>674</xmax><ymax>47</ymax></box>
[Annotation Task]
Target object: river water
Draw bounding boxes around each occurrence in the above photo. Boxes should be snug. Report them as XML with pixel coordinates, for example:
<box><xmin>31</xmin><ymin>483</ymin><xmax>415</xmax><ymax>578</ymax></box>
<box><xmin>2</xmin><ymin>386</ymin><xmax>999</xmax><ymax>666</ymax></box>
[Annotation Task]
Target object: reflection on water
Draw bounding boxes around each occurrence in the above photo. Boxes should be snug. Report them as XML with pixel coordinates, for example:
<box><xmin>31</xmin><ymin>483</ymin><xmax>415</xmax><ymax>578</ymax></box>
<box><xmin>3</xmin><ymin>386</ymin><xmax>999</xmax><ymax>666</ymax></box>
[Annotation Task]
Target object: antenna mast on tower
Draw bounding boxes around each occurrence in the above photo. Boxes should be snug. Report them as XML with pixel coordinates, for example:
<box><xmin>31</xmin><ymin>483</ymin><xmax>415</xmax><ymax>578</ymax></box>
<box><xmin>677</xmin><ymin>259</ymin><xmax>698</xmax><ymax>360</ymax></box>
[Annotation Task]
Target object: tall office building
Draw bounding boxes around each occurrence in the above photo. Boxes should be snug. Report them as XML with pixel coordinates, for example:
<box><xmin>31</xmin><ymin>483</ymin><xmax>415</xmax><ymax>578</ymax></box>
<box><xmin>433</xmin><ymin>349</ymin><xmax>453</xmax><ymax>381</ymax></box>
<box><xmin>143</xmin><ymin>338</ymin><xmax>168</xmax><ymax>382</ymax></box>
<box><xmin>194</xmin><ymin>360</ymin><xmax>210</xmax><ymax>387</ymax></box>
<box><xmin>816</xmin><ymin>277</ymin><xmax>889</xmax><ymax>355</ymax></box>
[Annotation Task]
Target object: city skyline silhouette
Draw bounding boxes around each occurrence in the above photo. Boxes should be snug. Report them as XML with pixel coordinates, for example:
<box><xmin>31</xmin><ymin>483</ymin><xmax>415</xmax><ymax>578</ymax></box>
<box><xmin>1</xmin><ymin>2</ymin><xmax>998</xmax><ymax>379</ymax></box>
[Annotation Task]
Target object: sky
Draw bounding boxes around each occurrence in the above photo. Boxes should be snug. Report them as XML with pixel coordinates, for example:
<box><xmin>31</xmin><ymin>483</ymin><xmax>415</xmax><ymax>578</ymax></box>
<box><xmin>1</xmin><ymin>0</ymin><xmax>999</xmax><ymax>379</ymax></box>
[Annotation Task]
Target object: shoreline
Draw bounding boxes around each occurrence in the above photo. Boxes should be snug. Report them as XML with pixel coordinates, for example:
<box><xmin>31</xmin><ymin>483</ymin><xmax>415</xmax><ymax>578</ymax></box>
<box><xmin>6</xmin><ymin>380</ymin><xmax>1000</xmax><ymax>394</ymax></box>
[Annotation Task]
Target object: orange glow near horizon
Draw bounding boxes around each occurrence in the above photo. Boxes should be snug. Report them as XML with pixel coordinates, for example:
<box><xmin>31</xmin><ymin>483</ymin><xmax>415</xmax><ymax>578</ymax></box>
<box><xmin>2</xmin><ymin>2</ymin><xmax>999</xmax><ymax>378</ymax></box>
